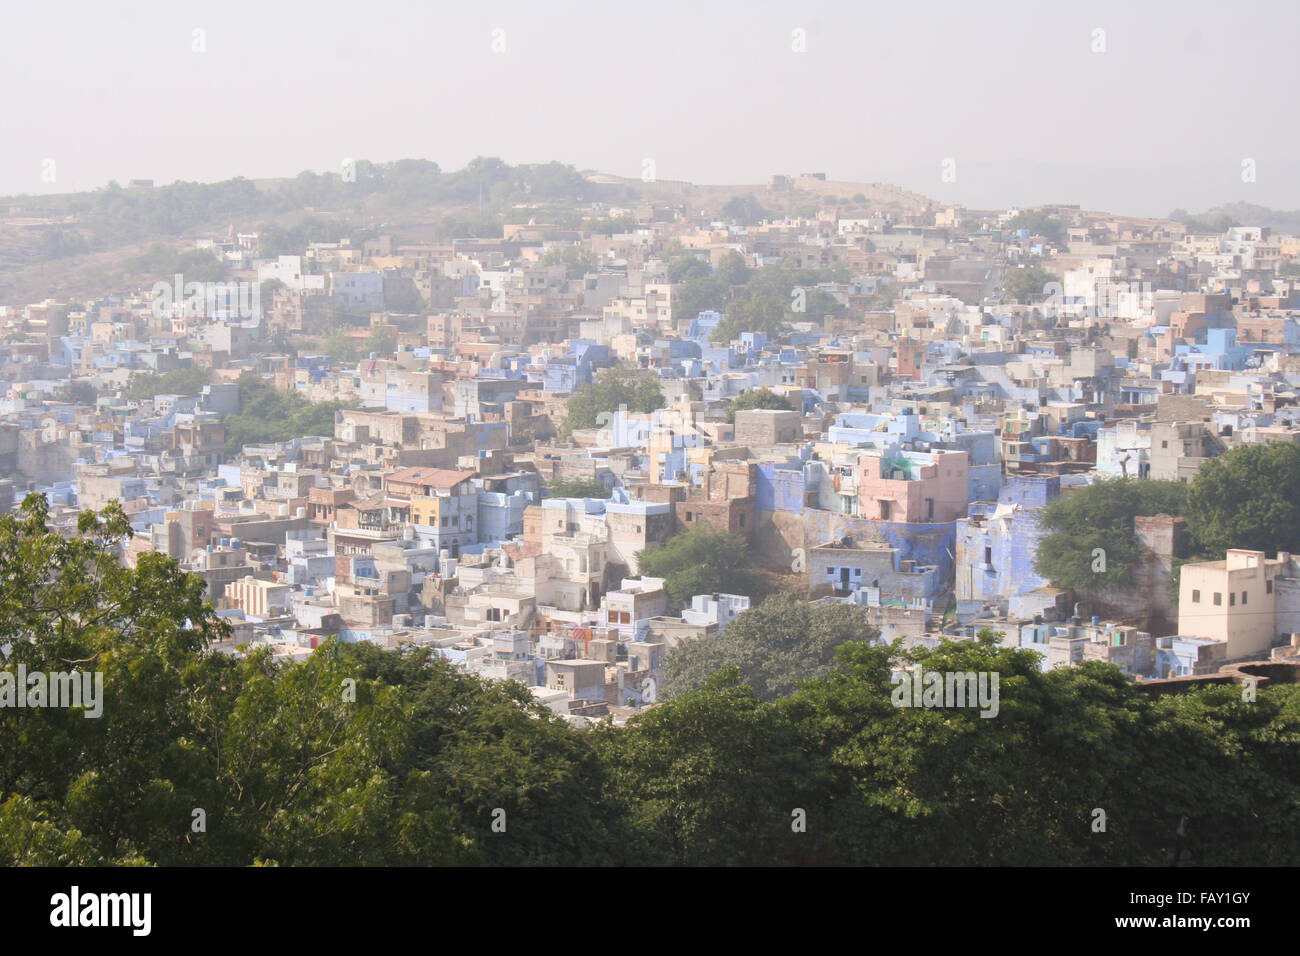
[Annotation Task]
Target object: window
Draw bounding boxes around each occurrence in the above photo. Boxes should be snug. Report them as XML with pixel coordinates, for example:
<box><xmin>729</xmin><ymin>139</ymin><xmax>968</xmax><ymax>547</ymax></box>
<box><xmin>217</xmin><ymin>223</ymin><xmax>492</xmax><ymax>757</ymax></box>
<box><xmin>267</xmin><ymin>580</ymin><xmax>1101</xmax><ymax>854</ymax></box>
<box><xmin>1192</xmin><ymin>589</ymin><xmax>1200</xmax><ymax>603</ymax></box>
<box><xmin>1213</xmin><ymin>592</ymin><xmax>1222</xmax><ymax>606</ymax></box>
<box><xmin>1161</xmin><ymin>440</ymin><xmax>1168</xmax><ymax>448</ymax></box>
<box><xmin>1230</xmin><ymin>592</ymin><xmax>1235</xmax><ymax>606</ymax></box>
<box><xmin>1242</xmin><ymin>590</ymin><xmax>1248</xmax><ymax>605</ymax></box>
<box><xmin>685</xmin><ymin>511</ymin><xmax>692</xmax><ymax>522</ymax></box>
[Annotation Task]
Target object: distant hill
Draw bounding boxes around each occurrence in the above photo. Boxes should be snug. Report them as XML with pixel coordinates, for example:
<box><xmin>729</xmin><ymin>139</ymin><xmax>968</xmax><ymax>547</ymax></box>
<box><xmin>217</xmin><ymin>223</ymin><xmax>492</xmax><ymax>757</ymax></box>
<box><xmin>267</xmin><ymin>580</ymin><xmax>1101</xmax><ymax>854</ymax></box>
<box><xmin>1171</xmin><ymin>201</ymin><xmax>1300</xmax><ymax>235</ymax></box>
<box><xmin>0</xmin><ymin>158</ymin><xmax>945</xmax><ymax>304</ymax></box>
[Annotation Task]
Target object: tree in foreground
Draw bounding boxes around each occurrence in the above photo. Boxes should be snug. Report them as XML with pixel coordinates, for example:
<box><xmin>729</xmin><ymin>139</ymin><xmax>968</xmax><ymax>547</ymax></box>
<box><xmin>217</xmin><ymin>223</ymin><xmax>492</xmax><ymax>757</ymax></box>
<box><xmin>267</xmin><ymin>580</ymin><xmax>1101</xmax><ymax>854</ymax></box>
<box><xmin>4</xmin><ymin>495</ymin><xmax>1299</xmax><ymax>866</ymax></box>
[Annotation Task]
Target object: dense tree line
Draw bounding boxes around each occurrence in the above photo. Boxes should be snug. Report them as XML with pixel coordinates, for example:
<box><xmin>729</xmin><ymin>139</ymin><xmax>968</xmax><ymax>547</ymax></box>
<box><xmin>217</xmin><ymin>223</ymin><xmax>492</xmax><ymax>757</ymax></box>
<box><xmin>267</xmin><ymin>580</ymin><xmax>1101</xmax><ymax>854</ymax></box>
<box><xmin>1</xmin><ymin>495</ymin><xmax>1298</xmax><ymax>866</ymax></box>
<box><xmin>7</xmin><ymin>159</ymin><xmax>617</xmax><ymax>266</ymax></box>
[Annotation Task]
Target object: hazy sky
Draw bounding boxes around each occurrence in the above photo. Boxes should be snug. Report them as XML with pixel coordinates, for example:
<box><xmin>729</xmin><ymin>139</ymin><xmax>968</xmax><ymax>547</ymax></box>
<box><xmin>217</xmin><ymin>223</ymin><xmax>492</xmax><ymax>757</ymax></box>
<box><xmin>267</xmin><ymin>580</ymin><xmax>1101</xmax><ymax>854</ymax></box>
<box><xmin>3</xmin><ymin>0</ymin><xmax>1297</xmax><ymax>217</ymax></box>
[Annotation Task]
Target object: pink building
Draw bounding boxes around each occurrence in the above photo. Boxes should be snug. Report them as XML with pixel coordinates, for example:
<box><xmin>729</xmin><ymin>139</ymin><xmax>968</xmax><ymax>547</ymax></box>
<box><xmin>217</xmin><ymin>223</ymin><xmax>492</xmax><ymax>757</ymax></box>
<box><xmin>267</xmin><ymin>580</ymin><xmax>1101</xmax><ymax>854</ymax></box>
<box><xmin>857</xmin><ymin>449</ymin><xmax>968</xmax><ymax>523</ymax></box>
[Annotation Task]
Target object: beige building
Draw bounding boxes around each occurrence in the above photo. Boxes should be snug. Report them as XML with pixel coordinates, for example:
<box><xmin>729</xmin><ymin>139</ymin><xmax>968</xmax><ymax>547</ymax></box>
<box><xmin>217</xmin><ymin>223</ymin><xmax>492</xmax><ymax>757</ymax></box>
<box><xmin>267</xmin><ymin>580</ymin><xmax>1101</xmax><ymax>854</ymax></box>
<box><xmin>1178</xmin><ymin>550</ymin><xmax>1288</xmax><ymax>659</ymax></box>
<box><xmin>224</xmin><ymin>575</ymin><xmax>293</xmax><ymax>618</ymax></box>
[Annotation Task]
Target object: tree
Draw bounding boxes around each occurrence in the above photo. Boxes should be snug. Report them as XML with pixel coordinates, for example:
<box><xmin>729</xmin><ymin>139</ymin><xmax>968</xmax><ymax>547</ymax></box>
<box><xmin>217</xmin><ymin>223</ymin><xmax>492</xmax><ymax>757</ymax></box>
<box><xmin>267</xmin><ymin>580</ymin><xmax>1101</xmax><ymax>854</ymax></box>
<box><xmin>123</xmin><ymin>366</ymin><xmax>211</xmax><ymax>400</ymax></box>
<box><xmin>711</xmin><ymin>293</ymin><xmax>787</xmax><ymax>344</ymax></box>
<box><xmin>667</xmin><ymin>255</ymin><xmax>711</xmax><ymax>284</ymax></box>
<box><xmin>1002</xmin><ymin>265</ymin><xmax>1060</xmax><ymax>304</ymax></box>
<box><xmin>724</xmin><ymin>388</ymin><xmax>795</xmax><ymax>423</ymax></box>
<box><xmin>1170</xmin><ymin>209</ymin><xmax>1238</xmax><ymax>234</ymax></box>
<box><xmin>714</xmin><ymin>250</ymin><xmax>752</xmax><ymax>287</ymax></box>
<box><xmin>320</xmin><ymin>325</ymin><xmax>362</xmax><ymax>364</ymax></box>
<box><xmin>635</xmin><ymin>525</ymin><xmax>759</xmax><ymax>607</ymax></box>
<box><xmin>560</xmin><ymin>367</ymin><xmax>665</xmax><ymax>438</ymax></box>
<box><xmin>224</xmin><ymin>374</ymin><xmax>344</xmax><ymax>450</ymax></box>
<box><xmin>1004</xmin><ymin>210</ymin><xmax>1064</xmax><ymax>244</ymax></box>
<box><xmin>1033</xmin><ymin>479</ymin><xmax>1187</xmax><ymax>590</ymax></box>
<box><xmin>260</xmin><ymin>278</ymin><xmax>286</xmax><ymax>302</ymax></box>
<box><xmin>662</xmin><ymin>594</ymin><xmax>880</xmax><ymax>701</ymax></box>
<box><xmin>1186</xmin><ymin>442</ymin><xmax>1300</xmax><ymax>557</ymax></box>
<box><xmin>542</xmin><ymin>245</ymin><xmax>597</xmax><ymax>279</ymax></box>
<box><xmin>59</xmin><ymin>381</ymin><xmax>99</xmax><ymax>406</ymax></box>
<box><xmin>582</xmin><ymin>216</ymin><xmax>636</xmax><ymax>236</ymax></box>
<box><xmin>364</xmin><ymin>327</ymin><xmax>397</xmax><ymax>359</ymax></box>
<box><xmin>719</xmin><ymin>195</ymin><xmax>771</xmax><ymax>226</ymax></box>
<box><xmin>593</xmin><ymin>669</ymin><xmax>818</xmax><ymax>865</ymax></box>
<box><xmin>0</xmin><ymin>494</ymin><xmax>231</xmax><ymax>865</ymax></box>
<box><xmin>0</xmin><ymin>495</ymin><xmax>625</xmax><ymax>866</ymax></box>
<box><xmin>547</xmin><ymin>477</ymin><xmax>612</xmax><ymax>499</ymax></box>
<box><xmin>671</xmin><ymin>275</ymin><xmax>728</xmax><ymax>320</ymax></box>
<box><xmin>35</xmin><ymin>228</ymin><xmax>90</xmax><ymax>261</ymax></box>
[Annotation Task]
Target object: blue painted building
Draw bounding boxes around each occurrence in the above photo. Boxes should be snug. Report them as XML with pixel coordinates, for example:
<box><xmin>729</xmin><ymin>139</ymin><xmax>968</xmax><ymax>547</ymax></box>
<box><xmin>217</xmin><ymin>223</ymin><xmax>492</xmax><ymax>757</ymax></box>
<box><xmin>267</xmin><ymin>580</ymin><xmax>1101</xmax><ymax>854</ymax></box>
<box><xmin>954</xmin><ymin>475</ymin><xmax>1060</xmax><ymax>604</ymax></box>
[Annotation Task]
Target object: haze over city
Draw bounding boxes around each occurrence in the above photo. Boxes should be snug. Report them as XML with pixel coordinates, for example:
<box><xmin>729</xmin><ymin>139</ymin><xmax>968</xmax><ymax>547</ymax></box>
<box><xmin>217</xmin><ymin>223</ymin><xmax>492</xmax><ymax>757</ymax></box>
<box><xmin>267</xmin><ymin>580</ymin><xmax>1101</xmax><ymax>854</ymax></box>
<box><xmin>3</xmin><ymin>0</ymin><xmax>1297</xmax><ymax>216</ymax></box>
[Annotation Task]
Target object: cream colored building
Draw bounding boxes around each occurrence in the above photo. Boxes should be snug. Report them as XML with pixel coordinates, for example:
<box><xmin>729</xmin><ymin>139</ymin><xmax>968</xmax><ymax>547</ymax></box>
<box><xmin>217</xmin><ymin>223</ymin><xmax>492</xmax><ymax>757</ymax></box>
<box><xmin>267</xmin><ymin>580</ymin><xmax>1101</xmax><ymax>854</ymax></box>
<box><xmin>224</xmin><ymin>575</ymin><xmax>293</xmax><ymax>618</ymax></box>
<box><xmin>1178</xmin><ymin>549</ymin><xmax>1288</xmax><ymax>659</ymax></box>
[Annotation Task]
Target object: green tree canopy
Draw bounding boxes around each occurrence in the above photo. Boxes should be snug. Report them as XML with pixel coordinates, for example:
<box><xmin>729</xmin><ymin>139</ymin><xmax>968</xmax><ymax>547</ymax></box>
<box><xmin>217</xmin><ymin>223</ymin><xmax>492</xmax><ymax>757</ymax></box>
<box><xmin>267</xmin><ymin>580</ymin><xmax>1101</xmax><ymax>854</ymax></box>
<box><xmin>542</xmin><ymin>245</ymin><xmax>597</xmax><ymax>279</ymax></box>
<box><xmin>714</xmin><ymin>250</ymin><xmax>752</xmax><ymax>287</ymax></box>
<box><xmin>635</xmin><ymin>525</ymin><xmax>759</xmax><ymax>607</ymax></box>
<box><xmin>1004</xmin><ymin>210</ymin><xmax>1065</xmax><ymax>244</ymax></box>
<box><xmin>560</xmin><ymin>367</ymin><xmax>665</xmax><ymax>438</ymax></box>
<box><xmin>720</xmin><ymin>195</ymin><xmax>771</xmax><ymax>226</ymax></box>
<box><xmin>1001</xmin><ymin>265</ymin><xmax>1061</xmax><ymax>303</ymax></box>
<box><xmin>662</xmin><ymin>594</ymin><xmax>881</xmax><ymax>701</ymax></box>
<box><xmin>123</xmin><ymin>366</ymin><xmax>211</xmax><ymax>400</ymax></box>
<box><xmin>224</xmin><ymin>374</ymin><xmax>344</xmax><ymax>450</ymax></box>
<box><xmin>667</xmin><ymin>255</ymin><xmax>711</xmax><ymax>283</ymax></box>
<box><xmin>1186</xmin><ymin>441</ymin><xmax>1300</xmax><ymax>557</ymax></box>
<box><xmin>711</xmin><ymin>293</ymin><xmax>788</xmax><ymax>344</ymax></box>
<box><xmin>365</xmin><ymin>327</ymin><xmax>397</xmax><ymax>358</ymax></box>
<box><xmin>320</xmin><ymin>325</ymin><xmax>362</xmax><ymax>364</ymax></box>
<box><xmin>546</xmin><ymin>477</ymin><xmax>612</xmax><ymax>499</ymax></box>
<box><xmin>1033</xmin><ymin>479</ymin><xmax>1188</xmax><ymax>590</ymax></box>
<box><xmin>671</xmin><ymin>275</ymin><xmax>728</xmax><ymax>320</ymax></box>
<box><xmin>724</xmin><ymin>388</ymin><xmax>795</xmax><ymax>423</ymax></box>
<box><xmin>59</xmin><ymin>381</ymin><xmax>99</xmax><ymax>406</ymax></box>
